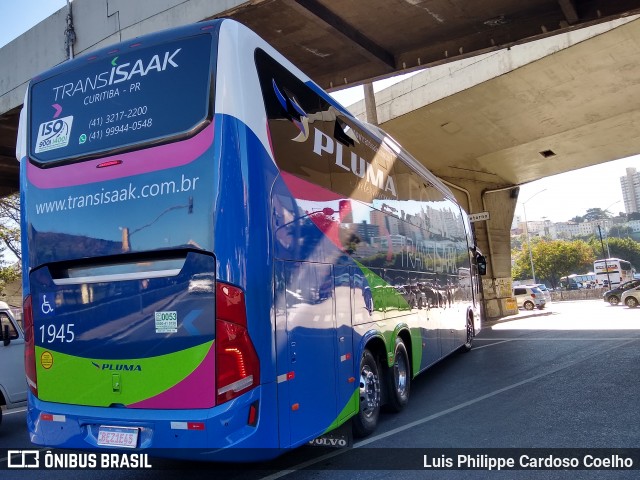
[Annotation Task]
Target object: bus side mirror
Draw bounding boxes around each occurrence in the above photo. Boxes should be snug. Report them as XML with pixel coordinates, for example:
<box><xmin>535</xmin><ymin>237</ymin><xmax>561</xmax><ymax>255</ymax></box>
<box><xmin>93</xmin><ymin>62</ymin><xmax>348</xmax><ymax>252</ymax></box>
<box><xmin>2</xmin><ymin>324</ymin><xmax>10</xmax><ymax>346</ymax></box>
<box><xmin>476</xmin><ymin>255</ymin><xmax>487</xmax><ymax>276</ymax></box>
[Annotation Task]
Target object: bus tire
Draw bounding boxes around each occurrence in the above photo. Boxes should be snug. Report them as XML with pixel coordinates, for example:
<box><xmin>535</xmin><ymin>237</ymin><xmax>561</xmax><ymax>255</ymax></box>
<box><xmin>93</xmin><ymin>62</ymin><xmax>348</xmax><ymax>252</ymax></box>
<box><xmin>353</xmin><ymin>349</ymin><xmax>381</xmax><ymax>437</ymax></box>
<box><xmin>386</xmin><ymin>338</ymin><xmax>411</xmax><ymax>412</ymax></box>
<box><xmin>608</xmin><ymin>296</ymin><xmax>620</xmax><ymax>306</ymax></box>
<box><xmin>461</xmin><ymin>316</ymin><xmax>474</xmax><ymax>352</ymax></box>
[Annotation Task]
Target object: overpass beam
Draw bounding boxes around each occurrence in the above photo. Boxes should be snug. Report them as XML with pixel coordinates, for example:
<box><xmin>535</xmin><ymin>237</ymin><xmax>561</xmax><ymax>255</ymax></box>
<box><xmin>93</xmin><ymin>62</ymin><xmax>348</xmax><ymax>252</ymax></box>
<box><xmin>284</xmin><ymin>0</ymin><xmax>396</xmax><ymax>71</ymax></box>
<box><xmin>558</xmin><ymin>0</ymin><xmax>579</xmax><ymax>25</ymax></box>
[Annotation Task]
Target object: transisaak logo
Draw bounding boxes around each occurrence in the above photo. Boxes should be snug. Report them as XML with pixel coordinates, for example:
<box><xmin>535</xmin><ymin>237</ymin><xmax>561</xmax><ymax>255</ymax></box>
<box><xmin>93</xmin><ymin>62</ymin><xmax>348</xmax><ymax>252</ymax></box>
<box><xmin>51</xmin><ymin>48</ymin><xmax>182</xmax><ymax>101</ymax></box>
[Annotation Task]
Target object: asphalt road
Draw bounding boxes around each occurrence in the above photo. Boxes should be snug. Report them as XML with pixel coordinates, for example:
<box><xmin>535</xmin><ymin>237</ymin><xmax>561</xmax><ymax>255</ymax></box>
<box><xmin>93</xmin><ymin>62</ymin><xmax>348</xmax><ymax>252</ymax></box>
<box><xmin>1</xmin><ymin>299</ymin><xmax>639</xmax><ymax>479</ymax></box>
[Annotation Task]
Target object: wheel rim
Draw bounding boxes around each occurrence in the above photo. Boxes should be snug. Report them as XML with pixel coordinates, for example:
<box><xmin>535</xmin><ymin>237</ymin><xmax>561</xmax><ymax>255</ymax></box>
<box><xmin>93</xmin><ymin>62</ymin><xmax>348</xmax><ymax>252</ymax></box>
<box><xmin>465</xmin><ymin>318</ymin><xmax>473</xmax><ymax>348</ymax></box>
<box><xmin>359</xmin><ymin>364</ymin><xmax>380</xmax><ymax>418</ymax></box>
<box><xmin>525</xmin><ymin>301</ymin><xmax>534</xmax><ymax>310</ymax></box>
<box><xmin>610</xmin><ymin>296</ymin><xmax>619</xmax><ymax>305</ymax></box>
<box><xmin>627</xmin><ymin>297</ymin><xmax>638</xmax><ymax>307</ymax></box>
<box><xmin>394</xmin><ymin>350</ymin><xmax>408</xmax><ymax>397</ymax></box>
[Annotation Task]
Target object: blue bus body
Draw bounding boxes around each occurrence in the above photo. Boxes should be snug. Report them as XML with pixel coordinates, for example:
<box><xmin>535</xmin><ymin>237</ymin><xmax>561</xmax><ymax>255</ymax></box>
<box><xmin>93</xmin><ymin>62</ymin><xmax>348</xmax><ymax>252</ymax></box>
<box><xmin>18</xmin><ymin>19</ymin><xmax>482</xmax><ymax>461</ymax></box>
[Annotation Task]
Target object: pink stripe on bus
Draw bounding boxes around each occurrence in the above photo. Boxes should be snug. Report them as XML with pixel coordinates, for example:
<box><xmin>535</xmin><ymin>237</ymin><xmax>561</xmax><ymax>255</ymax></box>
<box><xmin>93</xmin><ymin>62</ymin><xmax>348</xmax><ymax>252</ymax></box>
<box><xmin>27</xmin><ymin>123</ymin><xmax>214</xmax><ymax>189</ymax></box>
<box><xmin>128</xmin><ymin>342</ymin><xmax>216</xmax><ymax>410</ymax></box>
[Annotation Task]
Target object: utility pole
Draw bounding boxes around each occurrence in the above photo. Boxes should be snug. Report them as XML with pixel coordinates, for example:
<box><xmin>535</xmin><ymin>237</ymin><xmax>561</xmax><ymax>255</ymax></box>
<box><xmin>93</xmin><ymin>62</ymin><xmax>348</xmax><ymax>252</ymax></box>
<box><xmin>363</xmin><ymin>83</ymin><xmax>378</xmax><ymax>126</ymax></box>
<box><xmin>65</xmin><ymin>0</ymin><xmax>76</xmax><ymax>60</ymax></box>
<box><xmin>597</xmin><ymin>225</ymin><xmax>611</xmax><ymax>288</ymax></box>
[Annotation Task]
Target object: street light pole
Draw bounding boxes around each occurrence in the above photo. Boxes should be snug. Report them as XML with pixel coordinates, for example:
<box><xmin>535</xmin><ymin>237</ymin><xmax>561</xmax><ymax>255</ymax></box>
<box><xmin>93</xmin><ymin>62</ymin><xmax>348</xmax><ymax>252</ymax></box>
<box><xmin>594</xmin><ymin>200</ymin><xmax>621</xmax><ymax>288</ymax></box>
<box><xmin>521</xmin><ymin>189</ymin><xmax>547</xmax><ymax>284</ymax></box>
<box><xmin>597</xmin><ymin>225</ymin><xmax>612</xmax><ymax>288</ymax></box>
<box><xmin>522</xmin><ymin>202</ymin><xmax>536</xmax><ymax>284</ymax></box>
<box><xmin>601</xmin><ymin>200</ymin><xmax>622</xmax><ymax>259</ymax></box>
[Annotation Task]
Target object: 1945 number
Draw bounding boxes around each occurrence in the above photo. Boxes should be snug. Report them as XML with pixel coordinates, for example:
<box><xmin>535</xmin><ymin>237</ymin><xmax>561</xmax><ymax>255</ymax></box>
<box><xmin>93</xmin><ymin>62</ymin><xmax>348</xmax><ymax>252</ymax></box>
<box><xmin>39</xmin><ymin>324</ymin><xmax>75</xmax><ymax>344</ymax></box>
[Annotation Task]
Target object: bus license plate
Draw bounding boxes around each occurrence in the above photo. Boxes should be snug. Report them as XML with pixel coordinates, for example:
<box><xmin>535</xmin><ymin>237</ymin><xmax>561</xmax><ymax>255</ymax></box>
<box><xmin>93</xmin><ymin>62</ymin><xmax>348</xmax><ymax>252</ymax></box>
<box><xmin>97</xmin><ymin>426</ymin><xmax>139</xmax><ymax>448</ymax></box>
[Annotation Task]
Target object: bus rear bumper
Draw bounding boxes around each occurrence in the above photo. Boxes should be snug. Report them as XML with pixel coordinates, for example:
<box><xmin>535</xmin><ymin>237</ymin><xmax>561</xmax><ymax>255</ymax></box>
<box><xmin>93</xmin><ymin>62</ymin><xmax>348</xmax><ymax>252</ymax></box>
<box><xmin>26</xmin><ymin>382</ymin><xmax>281</xmax><ymax>461</ymax></box>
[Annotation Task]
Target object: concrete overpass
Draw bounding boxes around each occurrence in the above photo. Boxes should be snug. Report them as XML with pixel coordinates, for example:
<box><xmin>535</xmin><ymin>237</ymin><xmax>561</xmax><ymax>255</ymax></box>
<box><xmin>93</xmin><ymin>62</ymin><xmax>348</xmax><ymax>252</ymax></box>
<box><xmin>3</xmin><ymin>0</ymin><xmax>640</xmax><ymax>195</ymax></box>
<box><xmin>2</xmin><ymin>0</ymin><xmax>640</xmax><ymax>318</ymax></box>
<box><xmin>346</xmin><ymin>17</ymin><xmax>640</xmax><ymax>317</ymax></box>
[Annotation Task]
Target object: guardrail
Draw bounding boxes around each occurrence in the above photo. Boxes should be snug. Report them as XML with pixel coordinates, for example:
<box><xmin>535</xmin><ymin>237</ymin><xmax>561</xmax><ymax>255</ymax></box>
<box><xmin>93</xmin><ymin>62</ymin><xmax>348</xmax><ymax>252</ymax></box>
<box><xmin>550</xmin><ymin>289</ymin><xmax>604</xmax><ymax>302</ymax></box>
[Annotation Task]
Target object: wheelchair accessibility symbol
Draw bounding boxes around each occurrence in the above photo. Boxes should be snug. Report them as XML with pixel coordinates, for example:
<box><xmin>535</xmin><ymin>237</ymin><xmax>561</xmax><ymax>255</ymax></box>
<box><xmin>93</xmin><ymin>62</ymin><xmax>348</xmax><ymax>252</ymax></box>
<box><xmin>40</xmin><ymin>294</ymin><xmax>54</xmax><ymax>315</ymax></box>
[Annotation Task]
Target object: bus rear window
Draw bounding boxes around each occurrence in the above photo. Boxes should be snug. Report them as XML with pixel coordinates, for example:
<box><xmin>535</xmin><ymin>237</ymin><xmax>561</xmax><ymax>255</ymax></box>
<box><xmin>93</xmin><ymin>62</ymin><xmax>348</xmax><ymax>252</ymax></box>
<box><xmin>29</xmin><ymin>34</ymin><xmax>212</xmax><ymax>165</ymax></box>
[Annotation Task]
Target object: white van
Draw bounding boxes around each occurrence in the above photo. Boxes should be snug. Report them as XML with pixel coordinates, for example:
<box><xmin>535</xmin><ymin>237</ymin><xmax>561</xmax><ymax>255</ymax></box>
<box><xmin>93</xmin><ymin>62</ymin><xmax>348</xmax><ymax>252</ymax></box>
<box><xmin>0</xmin><ymin>301</ymin><xmax>27</xmax><ymax>426</ymax></box>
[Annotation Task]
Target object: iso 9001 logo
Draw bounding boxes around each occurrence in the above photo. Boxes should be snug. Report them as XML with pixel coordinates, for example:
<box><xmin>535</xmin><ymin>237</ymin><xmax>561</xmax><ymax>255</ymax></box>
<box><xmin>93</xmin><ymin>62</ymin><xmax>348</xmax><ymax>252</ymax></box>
<box><xmin>35</xmin><ymin>116</ymin><xmax>73</xmax><ymax>153</ymax></box>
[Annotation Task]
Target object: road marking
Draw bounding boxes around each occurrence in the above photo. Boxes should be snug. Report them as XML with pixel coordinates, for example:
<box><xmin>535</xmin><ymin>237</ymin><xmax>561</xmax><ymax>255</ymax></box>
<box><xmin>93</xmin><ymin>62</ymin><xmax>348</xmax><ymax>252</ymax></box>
<box><xmin>472</xmin><ymin>340</ymin><xmax>511</xmax><ymax>349</ymax></box>
<box><xmin>258</xmin><ymin>338</ymin><xmax>638</xmax><ymax>480</ymax></box>
<box><xmin>0</xmin><ymin>408</ymin><xmax>30</xmax><ymax>466</ymax></box>
<box><xmin>2</xmin><ymin>407</ymin><xmax>27</xmax><ymax>415</ymax></box>
<box><xmin>476</xmin><ymin>337</ymin><xmax>638</xmax><ymax>341</ymax></box>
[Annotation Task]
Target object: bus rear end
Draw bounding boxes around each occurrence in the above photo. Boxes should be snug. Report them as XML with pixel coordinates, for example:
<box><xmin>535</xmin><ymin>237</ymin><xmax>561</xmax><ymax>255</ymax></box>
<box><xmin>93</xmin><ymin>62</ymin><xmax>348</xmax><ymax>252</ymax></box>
<box><xmin>19</xmin><ymin>21</ymin><xmax>271</xmax><ymax>459</ymax></box>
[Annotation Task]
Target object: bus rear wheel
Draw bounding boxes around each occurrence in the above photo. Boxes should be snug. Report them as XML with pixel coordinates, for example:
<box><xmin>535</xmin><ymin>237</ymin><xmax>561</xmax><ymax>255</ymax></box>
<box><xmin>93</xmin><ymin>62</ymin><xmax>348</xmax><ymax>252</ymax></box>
<box><xmin>462</xmin><ymin>316</ymin><xmax>474</xmax><ymax>352</ymax></box>
<box><xmin>353</xmin><ymin>349</ymin><xmax>381</xmax><ymax>437</ymax></box>
<box><xmin>386</xmin><ymin>338</ymin><xmax>411</xmax><ymax>412</ymax></box>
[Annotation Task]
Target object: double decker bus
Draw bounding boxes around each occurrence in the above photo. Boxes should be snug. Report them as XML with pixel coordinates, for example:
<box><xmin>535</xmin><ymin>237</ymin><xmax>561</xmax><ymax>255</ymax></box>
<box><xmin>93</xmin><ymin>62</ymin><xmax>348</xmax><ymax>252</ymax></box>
<box><xmin>18</xmin><ymin>19</ymin><xmax>484</xmax><ymax>460</ymax></box>
<box><xmin>594</xmin><ymin>258</ymin><xmax>635</xmax><ymax>287</ymax></box>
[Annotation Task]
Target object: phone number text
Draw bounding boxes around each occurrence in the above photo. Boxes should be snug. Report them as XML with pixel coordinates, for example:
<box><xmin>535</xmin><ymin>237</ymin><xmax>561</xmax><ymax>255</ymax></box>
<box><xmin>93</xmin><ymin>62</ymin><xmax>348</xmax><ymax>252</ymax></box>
<box><xmin>87</xmin><ymin>118</ymin><xmax>153</xmax><ymax>141</ymax></box>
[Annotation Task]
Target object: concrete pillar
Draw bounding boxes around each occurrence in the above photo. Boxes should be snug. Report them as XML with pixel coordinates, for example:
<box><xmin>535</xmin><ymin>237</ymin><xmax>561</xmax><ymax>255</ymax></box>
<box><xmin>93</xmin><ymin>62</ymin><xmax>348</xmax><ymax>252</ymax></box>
<box><xmin>443</xmin><ymin>178</ymin><xmax>520</xmax><ymax>319</ymax></box>
<box><xmin>363</xmin><ymin>83</ymin><xmax>378</xmax><ymax>125</ymax></box>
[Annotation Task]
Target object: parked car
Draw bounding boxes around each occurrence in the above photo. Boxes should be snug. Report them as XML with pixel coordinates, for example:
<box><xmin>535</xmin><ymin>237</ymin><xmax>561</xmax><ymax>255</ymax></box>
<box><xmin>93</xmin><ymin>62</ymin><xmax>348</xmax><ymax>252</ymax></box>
<box><xmin>512</xmin><ymin>285</ymin><xmax>546</xmax><ymax>310</ymax></box>
<box><xmin>0</xmin><ymin>302</ymin><xmax>27</xmax><ymax>427</ymax></box>
<box><xmin>621</xmin><ymin>286</ymin><xmax>640</xmax><ymax>308</ymax></box>
<box><xmin>603</xmin><ymin>279</ymin><xmax>640</xmax><ymax>306</ymax></box>
<box><xmin>533</xmin><ymin>284</ymin><xmax>552</xmax><ymax>303</ymax></box>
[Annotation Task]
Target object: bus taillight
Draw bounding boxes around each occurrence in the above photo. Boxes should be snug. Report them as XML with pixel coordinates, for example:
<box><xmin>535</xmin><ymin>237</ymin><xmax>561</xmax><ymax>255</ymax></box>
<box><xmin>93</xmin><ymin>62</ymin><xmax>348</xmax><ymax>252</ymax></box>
<box><xmin>215</xmin><ymin>282</ymin><xmax>259</xmax><ymax>405</ymax></box>
<box><xmin>23</xmin><ymin>295</ymin><xmax>38</xmax><ymax>396</ymax></box>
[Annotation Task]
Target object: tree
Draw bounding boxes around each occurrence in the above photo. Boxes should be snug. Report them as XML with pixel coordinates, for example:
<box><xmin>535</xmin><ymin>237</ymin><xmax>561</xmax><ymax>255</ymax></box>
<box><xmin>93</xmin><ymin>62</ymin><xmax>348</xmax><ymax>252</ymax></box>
<box><xmin>589</xmin><ymin>236</ymin><xmax>640</xmax><ymax>270</ymax></box>
<box><xmin>512</xmin><ymin>239</ymin><xmax>595</xmax><ymax>289</ymax></box>
<box><xmin>583</xmin><ymin>207</ymin><xmax>611</xmax><ymax>222</ymax></box>
<box><xmin>0</xmin><ymin>193</ymin><xmax>20</xmax><ymax>261</ymax></box>
<box><xmin>0</xmin><ymin>193</ymin><xmax>20</xmax><ymax>292</ymax></box>
<box><xmin>609</xmin><ymin>225</ymin><xmax>633</xmax><ymax>238</ymax></box>
<box><xmin>510</xmin><ymin>234</ymin><xmax>525</xmax><ymax>251</ymax></box>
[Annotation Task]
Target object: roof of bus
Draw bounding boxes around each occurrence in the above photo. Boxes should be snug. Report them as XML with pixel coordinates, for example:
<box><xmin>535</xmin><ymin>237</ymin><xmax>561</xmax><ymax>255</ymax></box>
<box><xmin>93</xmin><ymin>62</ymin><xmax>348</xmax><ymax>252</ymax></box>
<box><xmin>594</xmin><ymin>258</ymin><xmax>630</xmax><ymax>264</ymax></box>
<box><xmin>358</xmin><ymin>121</ymin><xmax>457</xmax><ymax>204</ymax></box>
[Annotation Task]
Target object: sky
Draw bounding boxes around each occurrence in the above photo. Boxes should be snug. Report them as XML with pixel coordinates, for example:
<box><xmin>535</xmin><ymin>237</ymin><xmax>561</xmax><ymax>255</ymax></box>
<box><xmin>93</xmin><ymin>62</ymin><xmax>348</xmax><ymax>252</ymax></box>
<box><xmin>0</xmin><ymin>1</ymin><xmax>636</xmax><ymax>224</ymax></box>
<box><xmin>0</xmin><ymin>0</ymin><xmax>68</xmax><ymax>49</ymax></box>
